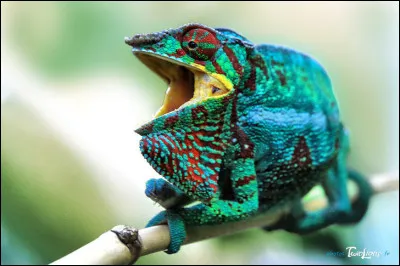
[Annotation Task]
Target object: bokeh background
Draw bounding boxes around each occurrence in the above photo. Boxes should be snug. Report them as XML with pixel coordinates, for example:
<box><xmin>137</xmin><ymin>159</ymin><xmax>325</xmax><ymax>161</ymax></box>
<box><xmin>1</xmin><ymin>1</ymin><xmax>399</xmax><ymax>265</ymax></box>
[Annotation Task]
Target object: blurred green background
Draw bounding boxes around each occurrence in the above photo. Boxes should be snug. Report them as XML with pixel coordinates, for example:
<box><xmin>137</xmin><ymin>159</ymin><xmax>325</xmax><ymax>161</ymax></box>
<box><xmin>1</xmin><ymin>1</ymin><xmax>398</xmax><ymax>265</ymax></box>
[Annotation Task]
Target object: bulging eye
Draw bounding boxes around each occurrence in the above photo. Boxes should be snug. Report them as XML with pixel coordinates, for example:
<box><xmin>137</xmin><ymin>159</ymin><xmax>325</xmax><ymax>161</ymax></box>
<box><xmin>188</xmin><ymin>41</ymin><xmax>198</xmax><ymax>49</ymax></box>
<box><xmin>182</xmin><ymin>28</ymin><xmax>221</xmax><ymax>61</ymax></box>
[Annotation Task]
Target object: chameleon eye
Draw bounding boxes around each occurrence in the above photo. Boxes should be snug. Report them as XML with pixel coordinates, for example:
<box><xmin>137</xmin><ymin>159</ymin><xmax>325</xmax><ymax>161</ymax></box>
<box><xmin>188</xmin><ymin>41</ymin><xmax>198</xmax><ymax>49</ymax></box>
<box><xmin>182</xmin><ymin>28</ymin><xmax>221</xmax><ymax>61</ymax></box>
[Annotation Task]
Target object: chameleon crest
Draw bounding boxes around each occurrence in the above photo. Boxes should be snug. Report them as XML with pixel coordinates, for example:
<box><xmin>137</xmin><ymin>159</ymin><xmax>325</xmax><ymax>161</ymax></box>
<box><xmin>125</xmin><ymin>23</ymin><xmax>372</xmax><ymax>255</ymax></box>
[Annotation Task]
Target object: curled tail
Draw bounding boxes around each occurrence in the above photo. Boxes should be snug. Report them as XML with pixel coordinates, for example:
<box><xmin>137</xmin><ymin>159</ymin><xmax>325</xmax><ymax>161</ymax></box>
<box><xmin>262</xmin><ymin>168</ymin><xmax>374</xmax><ymax>234</ymax></box>
<box><xmin>338</xmin><ymin>168</ymin><xmax>374</xmax><ymax>224</ymax></box>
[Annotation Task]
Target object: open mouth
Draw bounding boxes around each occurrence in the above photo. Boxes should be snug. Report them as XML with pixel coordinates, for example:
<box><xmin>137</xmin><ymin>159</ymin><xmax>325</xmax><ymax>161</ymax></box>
<box><xmin>135</xmin><ymin>53</ymin><xmax>230</xmax><ymax>118</ymax></box>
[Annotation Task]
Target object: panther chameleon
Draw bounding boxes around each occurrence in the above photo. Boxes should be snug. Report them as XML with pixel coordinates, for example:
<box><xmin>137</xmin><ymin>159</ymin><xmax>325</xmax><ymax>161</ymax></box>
<box><xmin>124</xmin><ymin>23</ymin><xmax>373</xmax><ymax>254</ymax></box>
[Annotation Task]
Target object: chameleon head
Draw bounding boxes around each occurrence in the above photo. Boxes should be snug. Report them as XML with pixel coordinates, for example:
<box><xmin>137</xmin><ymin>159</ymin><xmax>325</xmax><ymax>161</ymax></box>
<box><xmin>125</xmin><ymin>23</ymin><xmax>252</xmax><ymax>121</ymax></box>
<box><xmin>125</xmin><ymin>24</ymin><xmax>253</xmax><ymax>199</ymax></box>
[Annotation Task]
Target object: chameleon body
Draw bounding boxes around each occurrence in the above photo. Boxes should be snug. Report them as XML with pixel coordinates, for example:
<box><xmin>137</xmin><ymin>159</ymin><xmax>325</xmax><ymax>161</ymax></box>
<box><xmin>125</xmin><ymin>23</ymin><xmax>372</xmax><ymax>254</ymax></box>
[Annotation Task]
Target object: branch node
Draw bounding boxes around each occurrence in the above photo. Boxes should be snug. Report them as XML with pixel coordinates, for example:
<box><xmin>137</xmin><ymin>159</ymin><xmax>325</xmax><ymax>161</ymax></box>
<box><xmin>111</xmin><ymin>225</ymin><xmax>142</xmax><ymax>264</ymax></box>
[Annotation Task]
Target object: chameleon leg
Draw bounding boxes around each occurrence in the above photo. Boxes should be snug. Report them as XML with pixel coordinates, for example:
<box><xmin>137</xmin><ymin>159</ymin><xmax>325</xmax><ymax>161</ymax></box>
<box><xmin>147</xmin><ymin>156</ymin><xmax>259</xmax><ymax>254</ymax></box>
<box><xmin>144</xmin><ymin>178</ymin><xmax>193</xmax><ymax>254</ymax></box>
<box><xmin>145</xmin><ymin>209</ymin><xmax>186</xmax><ymax>254</ymax></box>
<box><xmin>280</xmin><ymin>169</ymin><xmax>352</xmax><ymax>233</ymax></box>
<box><xmin>264</xmin><ymin>133</ymin><xmax>372</xmax><ymax>233</ymax></box>
<box><xmin>176</xmin><ymin>157</ymin><xmax>259</xmax><ymax>228</ymax></box>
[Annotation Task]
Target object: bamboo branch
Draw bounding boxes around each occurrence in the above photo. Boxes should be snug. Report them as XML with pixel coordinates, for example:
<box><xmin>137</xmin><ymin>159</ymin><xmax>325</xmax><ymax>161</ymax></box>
<box><xmin>50</xmin><ymin>171</ymin><xmax>399</xmax><ymax>265</ymax></box>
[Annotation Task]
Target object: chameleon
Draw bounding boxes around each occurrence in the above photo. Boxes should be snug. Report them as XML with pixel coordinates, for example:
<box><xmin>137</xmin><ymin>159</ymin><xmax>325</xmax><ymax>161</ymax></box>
<box><xmin>125</xmin><ymin>23</ymin><xmax>373</xmax><ymax>254</ymax></box>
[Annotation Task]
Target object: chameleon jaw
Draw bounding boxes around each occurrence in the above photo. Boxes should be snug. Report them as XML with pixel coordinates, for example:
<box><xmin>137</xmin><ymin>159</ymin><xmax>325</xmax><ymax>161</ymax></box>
<box><xmin>135</xmin><ymin>53</ymin><xmax>230</xmax><ymax>119</ymax></box>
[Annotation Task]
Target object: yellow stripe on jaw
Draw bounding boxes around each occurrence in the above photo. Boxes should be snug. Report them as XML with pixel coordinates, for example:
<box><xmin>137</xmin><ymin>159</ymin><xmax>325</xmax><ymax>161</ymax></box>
<box><xmin>178</xmin><ymin>70</ymin><xmax>230</xmax><ymax>109</ymax></box>
<box><xmin>154</xmin><ymin>67</ymin><xmax>231</xmax><ymax>118</ymax></box>
<box><xmin>191</xmin><ymin>63</ymin><xmax>233</xmax><ymax>91</ymax></box>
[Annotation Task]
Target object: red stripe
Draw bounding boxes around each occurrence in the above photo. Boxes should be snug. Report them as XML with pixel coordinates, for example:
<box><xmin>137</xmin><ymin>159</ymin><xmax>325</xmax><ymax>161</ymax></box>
<box><xmin>188</xmin><ymin>29</ymin><xmax>195</xmax><ymax>39</ymax></box>
<box><xmin>235</xmin><ymin>175</ymin><xmax>256</xmax><ymax>187</ymax></box>
<box><xmin>163</xmin><ymin>135</ymin><xmax>178</xmax><ymax>151</ymax></box>
<box><xmin>169</xmin><ymin>48</ymin><xmax>186</xmax><ymax>58</ymax></box>
<box><xmin>163</xmin><ymin>135</ymin><xmax>182</xmax><ymax>173</ymax></box>
<box><xmin>209</xmin><ymin>184</ymin><xmax>218</xmax><ymax>193</ymax></box>
<box><xmin>165</xmin><ymin>115</ymin><xmax>179</xmax><ymax>127</ymax></box>
<box><xmin>212</xmin><ymin>60</ymin><xmax>225</xmax><ymax>75</ymax></box>
<box><xmin>245</xmin><ymin>64</ymin><xmax>256</xmax><ymax>91</ymax></box>
<box><xmin>188</xmin><ymin>167</ymin><xmax>204</xmax><ymax>183</ymax></box>
<box><xmin>223</xmin><ymin>46</ymin><xmax>243</xmax><ymax>75</ymax></box>
<box><xmin>276</xmin><ymin>70</ymin><xmax>287</xmax><ymax>86</ymax></box>
<box><xmin>160</xmin><ymin>161</ymin><xmax>174</xmax><ymax>176</ymax></box>
<box><xmin>194</xmin><ymin>59</ymin><xmax>206</xmax><ymax>66</ymax></box>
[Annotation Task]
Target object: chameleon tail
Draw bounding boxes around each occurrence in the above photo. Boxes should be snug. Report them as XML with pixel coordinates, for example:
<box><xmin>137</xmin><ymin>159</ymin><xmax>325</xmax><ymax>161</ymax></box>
<box><xmin>337</xmin><ymin>168</ymin><xmax>373</xmax><ymax>224</ymax></box>
<box><xmin>262</xmin><ymin>168</ymin><xmax>373</xmax><ymax>233</ymax></box>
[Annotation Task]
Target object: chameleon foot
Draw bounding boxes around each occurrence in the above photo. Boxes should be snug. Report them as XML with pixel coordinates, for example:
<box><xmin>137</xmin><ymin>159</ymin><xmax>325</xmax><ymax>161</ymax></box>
<box><xmin>145</xmin><ymin>178</ymin><xmax>175</xmax><ymax>207</ymax></box>
<box><xmin>263</xmin><ymin>209</ymin><xmax>306</xmax><ymax>233</ymax></box>
<box><xmin>145</xmin><ymin>178</ymin><xmax>193</xmax><ymax>209</ymax></box>
<box><xmin>145</xmin><ymin>210</ymin><xmax>186</xmax><ymax>254</ymax></box>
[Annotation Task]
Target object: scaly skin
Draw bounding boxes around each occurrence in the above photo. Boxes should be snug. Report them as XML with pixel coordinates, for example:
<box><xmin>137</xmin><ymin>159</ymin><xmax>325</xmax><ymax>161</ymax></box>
<box><xmin>125</xmin><ymin>23</ymin><xmax>373</xmax><ymax>254</ymax></box>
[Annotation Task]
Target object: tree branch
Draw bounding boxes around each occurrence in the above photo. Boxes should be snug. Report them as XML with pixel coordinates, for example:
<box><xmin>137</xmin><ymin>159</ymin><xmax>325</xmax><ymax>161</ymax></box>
<box><xmin>50</xmin><ymin>171</ymin><xmax>399</xmax><ymax>265</ymax></box>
